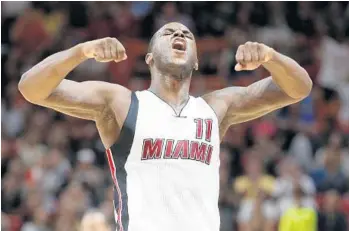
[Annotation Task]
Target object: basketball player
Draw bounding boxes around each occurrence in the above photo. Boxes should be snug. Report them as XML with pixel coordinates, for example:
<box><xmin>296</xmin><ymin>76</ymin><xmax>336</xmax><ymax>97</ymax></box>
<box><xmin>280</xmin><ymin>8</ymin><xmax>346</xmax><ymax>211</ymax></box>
<box><xmin>18</xmin><ymin>22</ymin><xmax>312</xmax><ymax>231</ymax></box>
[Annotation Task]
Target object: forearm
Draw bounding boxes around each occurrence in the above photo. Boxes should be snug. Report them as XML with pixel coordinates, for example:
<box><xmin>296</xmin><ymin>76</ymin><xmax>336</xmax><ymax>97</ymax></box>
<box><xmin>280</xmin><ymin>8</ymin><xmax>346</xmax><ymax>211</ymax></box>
<box><xmin>18</xmin><ymin>44</ymin><xmax>87</xmax><ymax>102</ymax></box>
<box><xmin>262</xmin><ymin>50</ymin><xmax>313</xmax><ymax>99</ymax></box>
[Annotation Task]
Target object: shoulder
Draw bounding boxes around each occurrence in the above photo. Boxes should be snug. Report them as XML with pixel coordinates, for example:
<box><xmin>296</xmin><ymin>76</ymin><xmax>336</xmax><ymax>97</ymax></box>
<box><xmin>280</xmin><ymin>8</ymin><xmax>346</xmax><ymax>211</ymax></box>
<box><xmin>201</xmin><ymin>86</ymin><xmax>246</xmax><ymax>123</ymax></box>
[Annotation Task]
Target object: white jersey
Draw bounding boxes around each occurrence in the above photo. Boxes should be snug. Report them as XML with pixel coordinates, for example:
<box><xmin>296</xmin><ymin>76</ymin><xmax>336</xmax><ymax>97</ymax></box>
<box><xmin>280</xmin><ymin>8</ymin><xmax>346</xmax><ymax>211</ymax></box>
<box><xmin>106</xmin><ymin>90</ymin><xmax>220</xmax><ymax>231</ymax></box>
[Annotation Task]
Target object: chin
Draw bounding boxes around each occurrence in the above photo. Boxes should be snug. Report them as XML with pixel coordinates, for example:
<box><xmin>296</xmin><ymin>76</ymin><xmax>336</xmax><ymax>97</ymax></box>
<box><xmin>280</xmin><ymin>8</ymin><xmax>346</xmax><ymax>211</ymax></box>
<box><xmin>171</xmin><ymin>56</ymin><xmax>188</xmax><ymax>66</ymax></box>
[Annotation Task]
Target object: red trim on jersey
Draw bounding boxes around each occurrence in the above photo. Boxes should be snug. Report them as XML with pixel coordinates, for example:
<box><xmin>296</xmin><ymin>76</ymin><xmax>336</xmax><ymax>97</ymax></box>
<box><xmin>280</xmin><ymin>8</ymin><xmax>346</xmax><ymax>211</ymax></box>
<box><xmin>106</xmin><ymin>149</ymin><xmax>124</xmax><ymax>231</ymax></box>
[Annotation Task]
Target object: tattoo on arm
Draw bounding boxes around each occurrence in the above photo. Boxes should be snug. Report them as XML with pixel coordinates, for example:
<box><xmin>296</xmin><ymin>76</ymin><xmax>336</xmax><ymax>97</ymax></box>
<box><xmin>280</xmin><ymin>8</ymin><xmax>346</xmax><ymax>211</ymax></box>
<box><xmin>204</xmin><ymin>77</ymin><xmax>301</xmax><ymax>139</ymax></box>
<box><xmin>224</xmin><ymin>77</ymin><xmax>300</xmax><ymax>125</ymax></box>
<box><xmin>226</xmin><ymin>77</ymin><xmax>294</xmax><ymax>117</ymax></box>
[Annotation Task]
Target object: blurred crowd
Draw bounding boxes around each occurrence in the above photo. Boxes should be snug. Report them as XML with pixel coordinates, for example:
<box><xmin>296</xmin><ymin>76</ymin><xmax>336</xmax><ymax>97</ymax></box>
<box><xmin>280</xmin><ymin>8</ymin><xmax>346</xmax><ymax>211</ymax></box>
<box><xmin>1</xmin><ymin>2</ymin><xmax>349</xmax><ymax>231</ymax></box>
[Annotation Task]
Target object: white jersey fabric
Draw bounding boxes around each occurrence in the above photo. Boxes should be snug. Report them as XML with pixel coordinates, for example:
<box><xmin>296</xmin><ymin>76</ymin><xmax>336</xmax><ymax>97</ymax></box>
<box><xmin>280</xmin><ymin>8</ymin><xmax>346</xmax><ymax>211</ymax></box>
<box><xmin>106</xmin><ymin>90</ymin><xmax>220</xmax><ymax>231</ymax></box>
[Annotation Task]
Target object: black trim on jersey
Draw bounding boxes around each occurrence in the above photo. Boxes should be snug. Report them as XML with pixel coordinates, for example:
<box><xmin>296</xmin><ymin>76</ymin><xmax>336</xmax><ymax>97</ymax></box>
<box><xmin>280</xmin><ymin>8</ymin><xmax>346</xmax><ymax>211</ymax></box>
<box><xmin>109</xmin><ymin>91</ymin><xmax>139</xmax><ymax>231</ymax></box>
<box><xmin>146</xmin><ymin>90</ymin><xmax>190</xmax><ymax>118</ymax></box>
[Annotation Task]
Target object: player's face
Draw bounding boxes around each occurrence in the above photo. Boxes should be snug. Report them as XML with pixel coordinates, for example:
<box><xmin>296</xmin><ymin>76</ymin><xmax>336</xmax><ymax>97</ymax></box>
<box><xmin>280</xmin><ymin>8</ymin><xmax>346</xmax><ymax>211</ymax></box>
<box><xmin>150</xmin><ymin>23</ymin><xmax>198</xmax><ymax>75</ymax></box>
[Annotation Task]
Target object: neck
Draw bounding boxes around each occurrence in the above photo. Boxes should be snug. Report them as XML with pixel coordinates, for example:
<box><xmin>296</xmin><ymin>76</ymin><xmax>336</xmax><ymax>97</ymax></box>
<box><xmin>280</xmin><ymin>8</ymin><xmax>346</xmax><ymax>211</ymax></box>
<box><xmin>149</xmin><ymin>70</ymin><xmax>191</xmax><ymax>108</ymax></box>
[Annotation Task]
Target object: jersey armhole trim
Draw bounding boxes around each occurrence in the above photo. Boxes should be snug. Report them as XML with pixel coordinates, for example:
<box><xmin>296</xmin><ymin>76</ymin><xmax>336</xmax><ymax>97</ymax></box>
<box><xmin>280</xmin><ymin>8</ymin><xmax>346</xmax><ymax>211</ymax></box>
<box><xmin>107</xmin><ymin>91</ymin><xmax>137</xmax><ymax>149</ymax></box>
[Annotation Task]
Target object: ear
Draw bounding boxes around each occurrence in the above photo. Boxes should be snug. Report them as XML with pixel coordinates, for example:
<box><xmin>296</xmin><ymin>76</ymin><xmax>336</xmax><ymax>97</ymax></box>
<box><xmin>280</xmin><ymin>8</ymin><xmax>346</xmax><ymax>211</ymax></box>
<box><xmin>194</xmin><ymin>62</ymin><xmax>198</xmax><ymax>71</ymax></box>
<box><xmin>145</xmin><ymin>53</ymin><xmax>153</xmax><ymax>65</ymax></box>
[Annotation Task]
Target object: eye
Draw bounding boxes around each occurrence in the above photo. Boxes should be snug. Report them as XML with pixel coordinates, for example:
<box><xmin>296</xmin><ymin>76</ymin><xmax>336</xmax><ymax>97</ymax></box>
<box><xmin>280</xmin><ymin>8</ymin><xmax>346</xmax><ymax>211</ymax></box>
<box><xmin>183</xmin><ymin>31</ymin><xmax>193</xmax><ymax>40</ymax></box>
<box><xmin>163</xmin><ymin>29</ymin><xmax>174</xmax><ymax>36</ymax></box>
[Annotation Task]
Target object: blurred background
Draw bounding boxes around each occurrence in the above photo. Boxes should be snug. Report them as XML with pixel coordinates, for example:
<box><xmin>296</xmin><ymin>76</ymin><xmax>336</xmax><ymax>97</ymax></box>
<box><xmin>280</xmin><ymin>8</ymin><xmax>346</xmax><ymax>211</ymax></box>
<box><xmin>1</xmin><ymin>1</ymin><xmax>349</xmax><ymax>231</ymax></box>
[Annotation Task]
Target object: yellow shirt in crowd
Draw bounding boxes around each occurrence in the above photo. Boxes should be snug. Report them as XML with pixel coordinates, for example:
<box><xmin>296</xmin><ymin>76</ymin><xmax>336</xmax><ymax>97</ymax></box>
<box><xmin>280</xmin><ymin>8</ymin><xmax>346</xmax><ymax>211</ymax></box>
<box><xmin>234</xmin><ymin>175</ymin><xmax>275</xmax><ymax>200</ymax></box>
<box><xmin>279</xmin><ymin>207</ymin><xmax>317</xmax><ymax>231</ymax></box>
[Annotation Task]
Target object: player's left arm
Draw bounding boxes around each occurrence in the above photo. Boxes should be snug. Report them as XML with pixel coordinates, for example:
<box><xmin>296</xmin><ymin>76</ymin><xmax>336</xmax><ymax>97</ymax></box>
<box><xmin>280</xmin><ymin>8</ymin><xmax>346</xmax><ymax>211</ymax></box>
<box><xmin>203</xmin><ymin>42</ymin><xmax>312</xmax><ymax>137</ymax></box>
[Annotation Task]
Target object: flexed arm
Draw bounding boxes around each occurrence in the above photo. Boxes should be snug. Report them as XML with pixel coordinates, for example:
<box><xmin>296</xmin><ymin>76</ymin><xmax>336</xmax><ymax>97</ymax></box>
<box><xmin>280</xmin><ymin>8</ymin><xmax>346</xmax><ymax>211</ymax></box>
<box><xmin>18</xmin><ymin>37</ymin><xmax>129</xmax><ymax>121</ymax></box>
<box><xmin>203</xmin><ymin>42</ymin><xmax>312</xmax><ymax>138</ymax></box>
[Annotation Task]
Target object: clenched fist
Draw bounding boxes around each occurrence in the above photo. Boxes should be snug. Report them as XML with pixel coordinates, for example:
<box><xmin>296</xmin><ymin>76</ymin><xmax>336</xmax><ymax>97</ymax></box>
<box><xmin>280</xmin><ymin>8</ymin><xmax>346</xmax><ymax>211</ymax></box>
<box><xmin>235</xmin><ymin>42</ymin><xmax>274</xmax><ymax>71</ymax></box>
<box><xmin>81</xmin><ymin>37</ymin><xmax>127</xmax><ymax>63</ymax></box>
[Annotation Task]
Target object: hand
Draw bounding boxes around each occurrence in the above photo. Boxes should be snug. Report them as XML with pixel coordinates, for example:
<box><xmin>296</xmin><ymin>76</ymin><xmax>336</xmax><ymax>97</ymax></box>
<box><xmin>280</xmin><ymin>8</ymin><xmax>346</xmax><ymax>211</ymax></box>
<box><xmin>235</xmin><ymin>42</ymin><xmax>274</xmax><ymax>71</ymax></box>
<box><xmin>81</xmin><ymin>37</ymin><xmax>127</xmax><ymax>63</ymax></box>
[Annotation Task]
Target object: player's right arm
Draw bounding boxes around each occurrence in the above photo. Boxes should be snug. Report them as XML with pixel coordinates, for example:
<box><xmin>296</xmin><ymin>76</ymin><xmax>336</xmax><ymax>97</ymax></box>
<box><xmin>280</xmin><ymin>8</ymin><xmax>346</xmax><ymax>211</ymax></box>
<box><xmin>18</xmin><ymin>37</ymin><xmax>129</xmax><ymax>121</ymax></box>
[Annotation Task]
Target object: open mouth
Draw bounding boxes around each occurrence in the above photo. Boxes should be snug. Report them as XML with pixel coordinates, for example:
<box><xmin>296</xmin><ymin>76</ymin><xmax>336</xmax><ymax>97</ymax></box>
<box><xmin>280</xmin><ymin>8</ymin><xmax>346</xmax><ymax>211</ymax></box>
<box><xmin>172</xmin><ymin>38</ymin><xmax>186</xmax><ymax>52</ymax></box>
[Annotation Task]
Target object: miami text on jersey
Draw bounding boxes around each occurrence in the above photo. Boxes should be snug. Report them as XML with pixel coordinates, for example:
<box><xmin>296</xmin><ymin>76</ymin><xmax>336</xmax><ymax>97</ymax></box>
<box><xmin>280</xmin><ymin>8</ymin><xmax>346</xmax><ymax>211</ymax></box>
<box><xmin>141</xmin><ymin>139</ymin><xmax>213</xmax><ymax>165</ymax></box>
<box><xmin>141</xmin><ymin>118</ymin><xmax>214</xmax><ymax>165</ymax></box>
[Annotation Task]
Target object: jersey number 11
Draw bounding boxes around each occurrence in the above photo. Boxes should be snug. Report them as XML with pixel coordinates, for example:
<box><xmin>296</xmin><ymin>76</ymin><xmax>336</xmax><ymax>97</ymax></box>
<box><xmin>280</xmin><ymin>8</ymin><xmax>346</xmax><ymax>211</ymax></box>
<box><xmin>194</xmin><ymin>118</ymin><xmax>213</xmax><ymax>142</ymax></box>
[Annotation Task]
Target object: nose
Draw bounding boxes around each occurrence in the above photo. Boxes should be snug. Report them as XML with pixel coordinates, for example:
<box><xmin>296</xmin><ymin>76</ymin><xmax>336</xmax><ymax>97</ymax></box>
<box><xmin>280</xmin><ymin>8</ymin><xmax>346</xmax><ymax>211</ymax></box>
<box><xmin>173</xmin><ymin>30</ymin><xmax>185</xmax><ymax>38</ymax></box>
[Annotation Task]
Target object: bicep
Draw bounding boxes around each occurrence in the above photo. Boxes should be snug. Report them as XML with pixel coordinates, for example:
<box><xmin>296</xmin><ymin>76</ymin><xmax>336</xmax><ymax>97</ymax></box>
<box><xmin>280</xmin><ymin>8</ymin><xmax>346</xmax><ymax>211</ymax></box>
<box><xmin>204</xmin><ymin>77</ymin><xmax>300</xmax><ymax>127</ymax></box>
<box><xmin>226</xmin><ymin>77</ymin><xmax>297</xmax><ymax>119</ymax></box>
<box><xmin>35</xmin><ymin>79</ymin><xmax>124</xmax><ymax>121</ymax></box>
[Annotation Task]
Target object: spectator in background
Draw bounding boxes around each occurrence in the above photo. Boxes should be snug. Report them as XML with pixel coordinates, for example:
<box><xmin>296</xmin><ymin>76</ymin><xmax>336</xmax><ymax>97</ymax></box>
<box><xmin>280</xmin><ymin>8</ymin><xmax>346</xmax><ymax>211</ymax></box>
<box><xmin>32</xmin><ymin>148</ymin><xmax>71</xmax><ymax>198</ymax></box>
<box><xmin>1</xmin><ymin>173</ymin><xmax>23</xmax><ymax>214</ymax></box>
<box><xmin>257</xmin><ymin>2</ymin><xmax>294</xmax><ymax>47</ymax></box>
<box><xmin>11</xmin><ymin>6</ymin><xmax>51</xmax><ymax>55</ymax></box>
<box><xmin>337</xmin><ymin>77</ymin><xmax>349</xmax><ymax>130</ymax></box>
<box><xmin>99</xmin><ymin>187</ymin><xmax>116</xmax><ymax>231</ymax></box>
<box><xmin>274</xmin><ymin>157</ymin><xmax>316</xmax><ymax>216</ymax></box>
<box><xmin>288</xmin><ymin>130</ymin><xmax>314</xmax><ymax>172</ymax></box>
<box><xmin>21</xmin><ymin>207</ymin><xmax>50</xmax><ymax>231</ymax></box>
<box><xmin>218</xmin><ymin>145</ymin><xmax>235</xmax><ymax>231</ymax></box>
<box><xmin>278</xmin><ymin>185</ymin><xmax>317</xmax><ymax>231</ymax></box>
<box><xmin>318</xmin><ymin>189</ymin><xmax>348</xmax><ymax>231</ymax></box>
<box><xmin>317</xmin><ymin>34</ymin><xmax>349</xmax><ymax>90</ymax></box>
<box><xmin>16</xmin><ymin>129</ymin><xmax>47</xmax><ymax>168</ymax></box>
<box><xmin>234</xmin><ymin>152</ymin><xmax>276</xmax><ymax>231</ymax></box>
<box><xmin>2</xmin><ymin>158</ymin><xmax>25</xmax><ymax>215</ymax></box>
<box><xmin>73</xmin><ymin>149</ymin><xmax>104</xmax><ymax>190</ymax></box>
<box><xmin>2</xmin><ymin>81</ymin><xmax>29</xmax><ymax>137</ymax></box>
<box><xmin>315</xmin><ymin>132</ymin><xmax>349</xmax><ymax>177</ymax></box>
<box><xmin>45</xmin><ymin>122</ymin><xmax>70</xmax><ymax>151</ymax></box>
<box><xmin>130</xmin><ymin>2</ymin><xmax>154</xmax><ymax>20</ymax></box>
<box><xmin>80</xmin><ymin>210</ymin><xmax>111</xmax><ymax>231</ymax></box>
<box><xmin>111</xmin><ymin>2</ymin><xmax>138</xmax><ymax>38</ymax></box>
<box><xmin>311</xmin><ymin>138</ymin><xmax>348</xmax><ymax>194</ymax></box>
<box><xmin>55</xmin><ymin>182</ymin><xmax>90</xmax><ymax>231</ymax></box>
<box><xmin>314</xmin><ymin>87</ymin><xmax>343</xmax><ymax>139</ymax></box>
<box><xmin>154</xmin><ymin>2</ymin><xmax>195</xmax><ymax>33</ymax></box>
<box><xmin>219</xmin><ymin>26</ymin><xmax>250</xmax><ymax>80</ymax></box>
<box><xmin>73</xmin><ymin>149</ymin><xmax>105</xmax><ymax>206</ymax></box>
<box><xmin>21</xmin><ymin>189</ymin><xmax>45</xmax><ymax>225</ymax></box>
<box><xmin>250</xmin><ymin>116</ymin><xmax>282</xmax><ymax>176</ymax></box>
